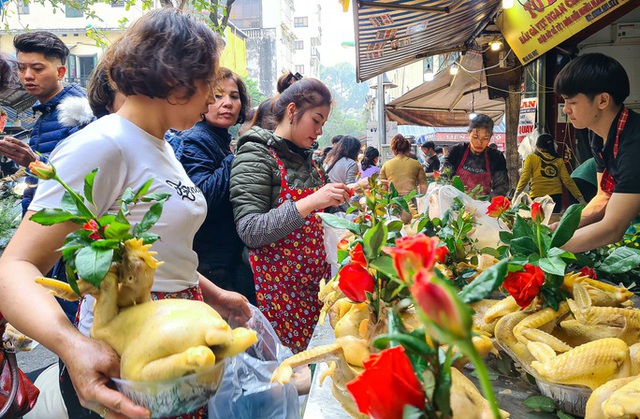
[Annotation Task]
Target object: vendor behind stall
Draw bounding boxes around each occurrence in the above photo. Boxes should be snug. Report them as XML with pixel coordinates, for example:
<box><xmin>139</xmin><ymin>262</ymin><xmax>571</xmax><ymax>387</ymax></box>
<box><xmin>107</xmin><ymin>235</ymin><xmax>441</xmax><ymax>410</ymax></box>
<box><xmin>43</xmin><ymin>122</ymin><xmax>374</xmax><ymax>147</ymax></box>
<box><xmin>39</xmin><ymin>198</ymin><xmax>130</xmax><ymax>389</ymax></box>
<box><xmin>442</xmin><ymin>114</ymin><xmax>509</xmax><ymax>197</ymax></box>
<box><xmin>554</xmin><ymin>53</ymin><xmax>640</xmax><ymax>253</ymax></box>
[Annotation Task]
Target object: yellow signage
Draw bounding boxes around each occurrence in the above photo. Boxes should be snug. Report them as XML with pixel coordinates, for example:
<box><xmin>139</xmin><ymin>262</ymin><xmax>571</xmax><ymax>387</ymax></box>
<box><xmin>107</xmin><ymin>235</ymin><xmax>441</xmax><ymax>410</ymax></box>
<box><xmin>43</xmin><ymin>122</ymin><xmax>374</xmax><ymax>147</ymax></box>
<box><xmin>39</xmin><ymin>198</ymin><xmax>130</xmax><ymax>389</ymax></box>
<box><xmin>499</xmin><ymin>0</ymin><xmax>632</xmax><ymax>65</ymax></box>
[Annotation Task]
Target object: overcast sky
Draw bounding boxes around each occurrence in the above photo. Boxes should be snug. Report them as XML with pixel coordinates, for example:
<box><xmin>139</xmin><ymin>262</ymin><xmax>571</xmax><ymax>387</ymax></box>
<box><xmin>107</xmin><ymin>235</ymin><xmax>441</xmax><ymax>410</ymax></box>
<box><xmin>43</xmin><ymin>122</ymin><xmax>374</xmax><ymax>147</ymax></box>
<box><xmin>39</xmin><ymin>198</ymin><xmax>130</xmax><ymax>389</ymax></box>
<box><xmin>320</xmin><ymin>2</ymin><xmax>357</xmax><ymax>67</ymax></box>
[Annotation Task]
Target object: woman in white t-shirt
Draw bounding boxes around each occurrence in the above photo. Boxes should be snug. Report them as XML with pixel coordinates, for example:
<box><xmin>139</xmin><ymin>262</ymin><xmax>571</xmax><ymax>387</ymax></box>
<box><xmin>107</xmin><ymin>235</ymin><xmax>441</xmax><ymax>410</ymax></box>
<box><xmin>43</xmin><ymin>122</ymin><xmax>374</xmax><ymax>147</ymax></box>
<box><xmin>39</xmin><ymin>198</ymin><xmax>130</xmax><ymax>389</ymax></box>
<box><xmin>0</xmin><ymin>9</ymin><xmax>249</xmax><ymax>419</ymax></box>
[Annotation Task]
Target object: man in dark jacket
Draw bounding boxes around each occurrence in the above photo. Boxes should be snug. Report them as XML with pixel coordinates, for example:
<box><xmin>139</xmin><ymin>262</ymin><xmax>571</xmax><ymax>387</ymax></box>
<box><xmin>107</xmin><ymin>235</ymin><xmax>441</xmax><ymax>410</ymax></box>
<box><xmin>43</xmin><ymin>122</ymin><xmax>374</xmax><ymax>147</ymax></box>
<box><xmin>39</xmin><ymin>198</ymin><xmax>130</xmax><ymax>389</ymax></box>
<box><xmin>0</xmin><ymin>31</ymin><xmax>93</xmax><ymax>213</ymax></box>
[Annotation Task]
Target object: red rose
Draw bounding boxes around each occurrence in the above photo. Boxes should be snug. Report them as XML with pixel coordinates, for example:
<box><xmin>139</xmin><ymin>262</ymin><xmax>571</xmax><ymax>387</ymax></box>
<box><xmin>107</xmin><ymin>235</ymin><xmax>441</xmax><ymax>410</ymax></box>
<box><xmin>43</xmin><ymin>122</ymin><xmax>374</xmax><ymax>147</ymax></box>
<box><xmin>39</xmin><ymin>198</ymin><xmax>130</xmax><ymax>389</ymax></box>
<box><xmin>28</xmin><ymin>160</ymin><xmax>56</xmax><ymax>180</ymax></box>
<box><xmin>433</xmin><ymin>171</ymin><xmax>441</xmax><ymax>180</ymax></box>
<box><xmin>338</xmin><ymin>263</ymin><xmax>375</xmax><ymax>303</ymax></box>
<box><xmin>410</xmin><ymin>269</ymin><xmax>471</xmax><ymax>340</ymax></box>
<box><xmin>346</xmin><ymin>346</ymin><xmax>426</xmax><ymax>419</ymax></box>
<box><xmin>82</xmin><ymin>219</ymin><xmax>102</xmax><ymax>241</ymax></box>
<box><xmin>487</xmin><ymin>196</ymin><xmax>511</xmax><ymax>217</ymax></box>
<box><xmin>349</xmin><ymin>187</ymin><xmax>355</xmax><ymax>197</ymax></box>
<box><xmin>349</xmin><ymin>242</ymin><xmax>367</xmax><ymax>267</ymax></box>
<box><xmin>579</xmin><ymin>266</ymin><xmax>597</xmax><ymax>279</ymax></box>
<box><xmin>337</xmin><ymin>238</ymin><xmax>350</xmax><ymax>251</ymax></box>
<box><xmin>503</xmin><ymin>264</ymin><xmax>545</xmax><ymax>308</ymax></box>
<box><xmin>435</xmin><ymin>245</ymin><xmax>450</xmax><ymax>264</ymax></box>
<box><xmin>531</xmin><ymin>202</ymin><xmax>544</xmax><ymax>222</ymax></box>
<box><xmin>382</xmin><ymin>234</ymin><xmax>437</xmax><ymax>282</ymax></box>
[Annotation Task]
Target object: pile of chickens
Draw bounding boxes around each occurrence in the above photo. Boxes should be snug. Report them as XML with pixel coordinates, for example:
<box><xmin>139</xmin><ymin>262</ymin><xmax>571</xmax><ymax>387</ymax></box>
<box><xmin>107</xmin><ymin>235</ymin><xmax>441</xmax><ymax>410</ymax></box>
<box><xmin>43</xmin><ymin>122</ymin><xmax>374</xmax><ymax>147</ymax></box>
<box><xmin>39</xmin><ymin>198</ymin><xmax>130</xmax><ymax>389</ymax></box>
<box><xmin>37</xmin><ymin>238</ymin><xmax>257</xmax><ymax>382</ymax></box>
<box><xmin>271</xmin><ymin>275</ymin><xmax>508</xmax><ymax>419</ymax></box>
<box><xmin>473</xmin><ymin>271</ymin><xmax>640</xmax><ymax>418</ymax></box>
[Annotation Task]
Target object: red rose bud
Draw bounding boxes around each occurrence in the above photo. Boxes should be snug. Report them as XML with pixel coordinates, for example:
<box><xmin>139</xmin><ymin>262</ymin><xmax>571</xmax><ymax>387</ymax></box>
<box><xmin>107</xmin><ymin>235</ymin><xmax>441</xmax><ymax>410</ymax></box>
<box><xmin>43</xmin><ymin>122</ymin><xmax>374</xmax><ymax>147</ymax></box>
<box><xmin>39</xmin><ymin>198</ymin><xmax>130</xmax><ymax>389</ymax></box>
<box><xmin>338</xmin><ymin>263</ymin><xmax>375</xmax><ymax>303</ymax></box>
<box><xmin>410</xmin><ymin>268</ymin><xmax>471</xmax><ymax>340</ymax></box>
<box><xmin>435</xmin><ymin>245</ymin><xmax>450</xmax><ymax>264</ymax></box>
<box><xmin>337</xmin><ymin>238</ymin><xmax>350</xmax><ymax>251</ymax></box>
<box><xmin>382</xmin><ymin>234</ymin><xmax>437</xmax><ymax>282</ymax></box>
<box><xmin>28</xmin><ymin>160</ymin><xmax>56</xmax><ymax>180</ymax></box>
<box><xmin>531</xmin><ymin>202</ymin><xmax>544</xmax><ymax>222</ymax></box>
<box><xmin>82</xmin><ymin>219</ymin><xmax>102</xmax><ymax>240</ymax></box>
<box><xmin>503</xmin><ymin>264</ymin><xmax>545</xmax><ymax>308</ymax></box>
<box><xmin>579</xmin><ymin>266</ymin><xmax>597</xmax><ymax>279</ymax></box>
<box><xmin>487</xmin><ymin>196</ymin><xmax>511</xmax><ymax>217</ymax></box>
<box><xmin>433</xmin><ymin>171</ymin><xmax>441</xmax><ymax>180</ymax></box>
<box><xmin>349</xmin><ymin>187</ymin><xmax>355</xmax><ymax>197</ymax></box>
<box><xmin>349</xmin><ymin>242</ymin><xmax>367</xmax><ymax>267</ymax></box>
<box><xmin>346</xmin><ymin>346</ymin><xmax>426</xmax><ymax>419</ymax></box>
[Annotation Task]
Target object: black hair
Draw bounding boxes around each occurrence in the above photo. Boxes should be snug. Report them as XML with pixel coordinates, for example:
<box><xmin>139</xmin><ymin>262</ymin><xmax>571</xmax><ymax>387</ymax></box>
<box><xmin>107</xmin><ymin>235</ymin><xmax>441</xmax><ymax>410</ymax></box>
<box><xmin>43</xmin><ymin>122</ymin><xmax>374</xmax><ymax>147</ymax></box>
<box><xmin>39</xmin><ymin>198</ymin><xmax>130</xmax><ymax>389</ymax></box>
<box><xmin>468</xmin><ymin>114</ymin><xmax>494</xmax><ymax>133</ymax></box>
<box><xmin>216</xmin><ymin>67</ymin><xmax>250</xmax><ymax>125</ymax></box>
<box><xmin>251</xmin><ymin>97</ymin><xmax>276</xmax><ymax>130</ymax></box>
<box><xmin>13</xmin><ymin>31</ymin><xmax>69</xmax><ymax>65</ymax></box>
<box><xmin>86</xmin><ymin>59</ymin><xmax>115</xmax><ymax>118</ymax></box>
<box><xmin>422</xmin><ymin>141</ymin><xmax>435</xmax><ymax>150</ymax></box>
<box><xmin>107</xmin><ymin>8</ymin><xmax>220</xmax><ymax>100</ymax></box>
<box><xmin>361</xmin><ymin>146</ymin><xmax>380</xmax><ymax>171</ymax></box>
<box><xmin>331</xmin><ymin>135</ymin><xmax>343</xmax><ymax>145</ymax></box>
<box><xmin>272</xmin><ymin>78</ymin><xmax>332</xmax><ymax>125</ymax></box>
<box><xmin>326</xmin><ymin>135</ymin><xmax>361</xmax><ymax>173</ymax></box>
<box><xmin>536</xmin><ymin>133</ymin><xmax>558</xmax><ymax>158</ymax></box>
<box><xmin>554</xmin><ymin>53</ymin><xmax>629</xmax><ymax>105</ymax></box>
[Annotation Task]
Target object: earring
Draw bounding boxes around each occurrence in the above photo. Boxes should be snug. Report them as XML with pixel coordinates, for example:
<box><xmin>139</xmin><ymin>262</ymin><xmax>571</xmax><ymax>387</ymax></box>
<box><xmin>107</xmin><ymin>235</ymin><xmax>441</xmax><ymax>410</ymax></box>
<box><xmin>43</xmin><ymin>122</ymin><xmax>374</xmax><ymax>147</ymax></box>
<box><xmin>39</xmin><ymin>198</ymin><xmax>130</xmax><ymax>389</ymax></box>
<box><xmin>290</xmin><ymin>119</ymin><xmax>293</xmax><ymax>125</ymax></box>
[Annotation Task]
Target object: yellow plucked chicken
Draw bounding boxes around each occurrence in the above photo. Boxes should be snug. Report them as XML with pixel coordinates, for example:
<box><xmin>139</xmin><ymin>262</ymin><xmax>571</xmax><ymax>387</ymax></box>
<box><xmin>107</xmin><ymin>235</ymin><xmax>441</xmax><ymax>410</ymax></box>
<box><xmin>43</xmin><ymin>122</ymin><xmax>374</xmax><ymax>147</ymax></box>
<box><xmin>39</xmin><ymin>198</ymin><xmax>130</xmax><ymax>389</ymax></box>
<box><xmin>37</xmin><ymin>238</ymin><xmax>257</xmax><ymax>382</ymax></box>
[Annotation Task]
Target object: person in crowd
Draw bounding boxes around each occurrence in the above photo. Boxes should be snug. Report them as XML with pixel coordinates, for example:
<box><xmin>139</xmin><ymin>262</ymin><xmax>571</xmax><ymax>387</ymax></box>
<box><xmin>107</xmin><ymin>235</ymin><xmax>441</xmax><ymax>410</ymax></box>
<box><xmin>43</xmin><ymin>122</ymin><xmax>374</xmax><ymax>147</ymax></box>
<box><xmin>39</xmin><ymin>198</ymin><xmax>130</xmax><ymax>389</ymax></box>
<box><xmin>250</xmin><ymin>97</ymin><xmax>276</xmax><ymax>131</ymax></box>
<box><xmin>421</xmin><ymin>140</ymin><xmax>440</xmax><ymax>174</ymax></box>
<box><xmin>0</xmin><ymin>9</ymin><xmax>250</xmax><ymax>419</ymax></box>
<box><xmin>86</xmin><ymin>58</ymin><xmax>126</xmax><ymax>119</ymax></box>
<box><xmin>514</xmin><ymin>133</ymin><xmax>586</xmax><ymax>212</ymax></box>
<box><xmin>570</xmin><ymin>157</ymin><xmax>597</xmax><ymax>203</ymax></box>
<box><xmin>443</xmin><ymin>114</ymin><xmax>509</xmax><ymax>197</ymax></box>
<box><xmin>554</xmin><ymin>53</ymin><xmax>640</xmax><ymax>252</ymax></box>
<box><xmin>175</xmin><ymin>67</ymin><xmax>255</xmax><ymax>305</ymax></box>
<box><xmin>322</xmin><ymin>134</ymin><xmax>344</xmax><ymax>170</ymax></box>
<box><xmin>326</xmin><ymin>135</ymin><xmax>360</xmax><ymax>185</ymax></box>
<box><xmin>0</xmin><ymin>52</ymin><xmax>18</xmax><ymax>92</ymax></box>
<box><xmin>276</xmin><ymin>70</ymin><xmax>302</xmax><ymax>94</ymax></box>
<box><xmin>238</xmin><ymin>107</ymin><xmax>256</xmax><ymax>138</ymax></box>
<box><xmin>435</xmin><ymin>146</ymin><xmax>444</xmax><ymax>166</ymax></box>
<box><xmin>0</xmin><ymin>31</ymin><xmax>94</xmax><ymax>322</ymax></box>
<box><xmin>0</xmin><ymin>31</ymin><xmax>94</xmax><ymax>214</ymax></box>
<box><xmin>358</xmin><ymin>146</ymin><xmax>380</xmax><ymax>180</ymax></box>
<box><xmin>318</xmin><ymin>145</ymin><xmax>332</xmax><ymax>167</ymax></box>
<box><xmin>380</xmin><ymin>134</ymin><xmax>428</xmax><ymax>196</ymax></box>
<box><xmin>230</xmin><ymin>78</ymin><xmax>352</xmax><ymax>353</ymax></box>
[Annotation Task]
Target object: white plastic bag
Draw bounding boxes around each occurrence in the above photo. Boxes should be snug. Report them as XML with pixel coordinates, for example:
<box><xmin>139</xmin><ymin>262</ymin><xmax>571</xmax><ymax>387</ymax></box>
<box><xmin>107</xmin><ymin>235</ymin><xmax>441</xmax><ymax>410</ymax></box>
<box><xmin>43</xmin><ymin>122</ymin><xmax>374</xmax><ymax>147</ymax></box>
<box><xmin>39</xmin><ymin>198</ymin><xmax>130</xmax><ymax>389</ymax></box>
<box><xmin>208</xmin><ymin>305</ymin><xmax>300</xmax><ymax>419</ymax></box>
<box><xmin>418</xmin><ymin>183</ymin><xmax>509</xmax><ymax>250</ymax></box>
<box><xmin>512</xmin><ymin>192</ymin><xmax>556</xmax><ymax>225</ymax></box>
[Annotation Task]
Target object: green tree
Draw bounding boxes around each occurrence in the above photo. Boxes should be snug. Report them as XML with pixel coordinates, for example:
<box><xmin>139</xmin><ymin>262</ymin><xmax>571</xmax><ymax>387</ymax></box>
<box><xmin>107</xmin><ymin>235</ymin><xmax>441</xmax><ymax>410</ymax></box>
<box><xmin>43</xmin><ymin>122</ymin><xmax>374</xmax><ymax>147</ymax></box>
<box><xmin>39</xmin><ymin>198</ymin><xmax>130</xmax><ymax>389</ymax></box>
<box><xmin>319</xmin><ymin>62</ymin><xmax>369</xmax><ymax>147</ymax></box>
<box><xmin>244</xmin><ymin>77</ymin><xmax>266</xmax><ymax>109</ymax></box>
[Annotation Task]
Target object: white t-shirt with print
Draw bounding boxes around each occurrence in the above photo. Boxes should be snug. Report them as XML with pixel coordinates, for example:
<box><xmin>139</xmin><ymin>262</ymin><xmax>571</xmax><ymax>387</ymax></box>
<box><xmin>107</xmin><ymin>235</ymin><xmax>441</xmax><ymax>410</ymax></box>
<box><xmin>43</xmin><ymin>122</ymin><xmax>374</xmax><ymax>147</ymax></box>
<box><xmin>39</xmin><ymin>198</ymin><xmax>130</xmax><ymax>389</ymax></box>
<box><xmin>30</xmin><ymin>113</ymin><xmax>207</xmax><ymax>292</ymax></box>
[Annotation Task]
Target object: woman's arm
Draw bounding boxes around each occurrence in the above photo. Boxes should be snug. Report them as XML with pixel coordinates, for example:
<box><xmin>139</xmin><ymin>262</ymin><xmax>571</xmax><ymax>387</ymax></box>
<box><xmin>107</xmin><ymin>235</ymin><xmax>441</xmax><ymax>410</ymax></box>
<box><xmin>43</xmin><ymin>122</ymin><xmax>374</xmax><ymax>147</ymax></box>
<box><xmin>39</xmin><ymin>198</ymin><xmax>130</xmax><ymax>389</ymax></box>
<box><xmin>199</xmin><ymin>273</ymin><xmax>250</xmax><ymax>323</ymax></box>
<box><xmin>558</xmin><ymin>161</ymin><xmax>585</xmax><ymax>203</ymax></box>
<box><xmin>0</xmin><ymin>216</ymin><xmax>150</xmax><ymax>418</ymax></box>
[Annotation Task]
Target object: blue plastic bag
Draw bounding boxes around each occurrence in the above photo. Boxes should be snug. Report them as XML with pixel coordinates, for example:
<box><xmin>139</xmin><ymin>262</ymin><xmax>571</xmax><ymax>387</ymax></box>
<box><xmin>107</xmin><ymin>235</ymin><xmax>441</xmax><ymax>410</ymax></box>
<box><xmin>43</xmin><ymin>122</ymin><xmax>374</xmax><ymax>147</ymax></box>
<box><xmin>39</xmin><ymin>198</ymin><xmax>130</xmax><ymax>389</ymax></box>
<box><xmin>208</xmin><ymin>305</ymin><xmax>300</xmax><ymax>419</ymax></box>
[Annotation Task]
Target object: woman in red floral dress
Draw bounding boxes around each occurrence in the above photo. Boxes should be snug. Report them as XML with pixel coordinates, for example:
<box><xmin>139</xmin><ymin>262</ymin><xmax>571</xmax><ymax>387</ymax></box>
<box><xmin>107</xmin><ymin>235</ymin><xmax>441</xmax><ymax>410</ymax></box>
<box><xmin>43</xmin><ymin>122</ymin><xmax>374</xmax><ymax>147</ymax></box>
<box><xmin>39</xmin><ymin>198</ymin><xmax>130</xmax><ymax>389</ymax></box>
<box><xmin>230</xmin><ymin>79</ymin><xmax>352</xmax><ymax>353</ymax></box>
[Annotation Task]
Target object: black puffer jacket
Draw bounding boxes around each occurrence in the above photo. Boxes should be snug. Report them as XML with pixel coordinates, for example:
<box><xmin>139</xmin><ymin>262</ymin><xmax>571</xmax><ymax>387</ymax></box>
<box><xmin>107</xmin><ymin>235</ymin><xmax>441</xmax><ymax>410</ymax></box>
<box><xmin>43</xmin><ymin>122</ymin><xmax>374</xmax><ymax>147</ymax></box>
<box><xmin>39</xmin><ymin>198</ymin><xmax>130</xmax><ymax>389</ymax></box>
<box><xmin>230</xmin><ymin>126</ymin><xmax>324</xmax><ymax>247</ymax></box>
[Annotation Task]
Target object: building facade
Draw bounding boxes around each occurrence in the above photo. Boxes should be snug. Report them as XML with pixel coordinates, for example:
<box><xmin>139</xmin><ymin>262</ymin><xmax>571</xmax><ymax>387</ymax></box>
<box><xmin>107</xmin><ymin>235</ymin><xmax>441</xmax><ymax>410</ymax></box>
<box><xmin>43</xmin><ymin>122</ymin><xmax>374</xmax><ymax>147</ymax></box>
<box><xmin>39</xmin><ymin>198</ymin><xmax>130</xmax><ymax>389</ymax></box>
<box><xmin>291</xmin><ymin>0</ymin><xmax>321</xmax><ymax>79</ymax></box>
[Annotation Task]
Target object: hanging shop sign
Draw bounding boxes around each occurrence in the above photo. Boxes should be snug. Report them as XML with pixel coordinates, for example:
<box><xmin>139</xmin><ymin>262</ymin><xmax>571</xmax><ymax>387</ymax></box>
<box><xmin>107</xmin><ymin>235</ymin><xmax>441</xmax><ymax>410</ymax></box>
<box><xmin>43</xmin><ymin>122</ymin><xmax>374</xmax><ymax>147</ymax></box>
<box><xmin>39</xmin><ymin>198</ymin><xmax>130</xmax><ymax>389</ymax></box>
<box><xmin>518</xmin><ymin>97</ymin><xmax>538</xmax><ymax>144</ymax></box>
<box><xmin>498</xmin><ymin>0</ymin><xmax>632</xmax><ymax>65</ymax></box>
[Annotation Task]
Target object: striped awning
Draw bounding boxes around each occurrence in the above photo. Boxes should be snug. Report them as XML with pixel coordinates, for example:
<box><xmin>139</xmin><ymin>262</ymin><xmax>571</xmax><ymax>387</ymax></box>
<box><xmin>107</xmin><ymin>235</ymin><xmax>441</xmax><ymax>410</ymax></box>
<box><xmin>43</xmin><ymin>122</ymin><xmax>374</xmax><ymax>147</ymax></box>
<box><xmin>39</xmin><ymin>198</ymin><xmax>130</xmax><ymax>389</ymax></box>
<box><xmin>354</xmin><ymin>0</ymin><xmax>502</xmax><ymax>82</ymax></box>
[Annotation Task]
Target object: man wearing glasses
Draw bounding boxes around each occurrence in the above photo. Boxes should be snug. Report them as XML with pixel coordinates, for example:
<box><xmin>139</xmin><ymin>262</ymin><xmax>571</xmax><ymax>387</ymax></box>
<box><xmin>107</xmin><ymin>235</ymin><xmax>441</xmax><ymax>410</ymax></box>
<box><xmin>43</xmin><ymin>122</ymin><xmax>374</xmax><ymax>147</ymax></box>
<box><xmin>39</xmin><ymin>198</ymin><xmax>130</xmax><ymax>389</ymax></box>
<box><xmin>443</xmin><ymin>114</ymin><xmax>509</xmax><ymax>197</ymax></box>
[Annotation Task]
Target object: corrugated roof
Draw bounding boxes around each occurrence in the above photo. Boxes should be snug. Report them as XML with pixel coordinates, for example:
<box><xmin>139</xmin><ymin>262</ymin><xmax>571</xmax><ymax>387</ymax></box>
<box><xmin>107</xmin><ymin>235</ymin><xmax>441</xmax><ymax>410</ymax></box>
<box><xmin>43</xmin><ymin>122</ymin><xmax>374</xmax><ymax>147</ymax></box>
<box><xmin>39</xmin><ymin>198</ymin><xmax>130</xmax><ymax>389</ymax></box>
<box><xmin>353</xmin><ymin>0</ymin><xmax>502</xmax><ymax>82</ymax></box>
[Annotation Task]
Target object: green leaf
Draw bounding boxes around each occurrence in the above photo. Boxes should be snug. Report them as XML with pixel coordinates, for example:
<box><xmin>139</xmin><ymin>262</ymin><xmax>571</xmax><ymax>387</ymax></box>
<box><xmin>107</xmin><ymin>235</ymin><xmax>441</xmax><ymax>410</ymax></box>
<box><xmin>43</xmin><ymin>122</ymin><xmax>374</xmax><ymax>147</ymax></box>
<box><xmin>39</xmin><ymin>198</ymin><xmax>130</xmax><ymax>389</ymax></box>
<box><xmin>61</xmin><ymin>191</ymin><xmax>82</xmax><ymax>216</ymax></box>
<box><xmin>550</xmin><ymin>204</ymin><xmax>583</xmax><ymax>248</ymax></box>
<box><xmin>386</xmin><ymin>220</ymin><xmax>404</xmax><ymax>232</ymax></box>
<box><xmin>138</xmin><ymin>231</ymin><xmax>160</xmax><ymax>244</ymax></box>
<box><xmin>133</xmin><ymin>202</ymin><xmax>163</xmax><ymax>235</ymax></box>
<box><xmin>557</xmin><ymin>411</ymin><xmax>577</xmax><ymax>419</ymax></box>
<box><xmin>458</xmin><ymin>259</ymin><xmax>508</xmax><ymax>303</ymax></box>
<box><xmin>373</xmin><ymin>333</ymin><xmax>432</xmax><ymax>354</ymax></box>
<box><xmin>134</xmin><ymin>178</ymin><xmax>154</xmax><ymax>200</ymax></box>
<box><xmin>547</xmin><ymin>247</ymin><xmax>576</xmax><ymax>261</ymax></box>
<box><xmin>90</xmin><ymin>239</ymin><xmax>121</xmax><ymax>249</ymax></box>
<box><xmin>75</xmin><ymin>246</ymin><xmax>114</xmax><ymax>286</ymax></box>
<box><xmin>121</xmin><ymin>187</ymin><xmax>135</xmax><ymax>205</ymax></box>
<box><xmin>369</xmin><ymin>254</ymin><xmax>396</xmax><ymax>278</ymax></box>
<box><xmin>317</xmin><ymin>213</ymin><xmax>360</xmax><ymax>234</ymax></box>
<box><xmin>452</xmin><ymin>176</ymin><xmax>465</xmax><ymax>192</ymax></box>
<box><xmin>510</xmin><ymin>237</ymin><xmax>538</xmax><ymax>255</ymax></box>
<box><xmin>499</xmin><ymin>231</ymin><xmax>514</xmax><ymax>244</ymax></box>
<box><xmin>29</xmin><ymin>208</ymin><xmax>84</xmax><ymax>226</ymax></box>
<box><xmin>393</xmin><ymin>197</ymin><xmax>410</xmax><ymax>213</ymax></box>
<box><xmin>104</xmin><ymin>219</ymin><xmax>131</xmax><ymax>240</ymax></box>
<box><xmin>363</xmin><ymin>221</ymin><xmax>387</xmax><ymax>259</ymax></box>
<box><xmin>538</xmin><ymin>256</ymin><xmax>566</xmax><ymax>276</ymax></box>
<box><xmin>600</xmin><ymin>247</ymin><xmax>640</xmax><ymax>274</ymax></box>
<box><xmin>141</xmin><ymin>192</ymin><xmax>171</xmax><ymax>203</ymax></box>
<box><xmin>513</xmin><ymin>214</ymin><xmax>533</xmax><ymax>238</ymax></box>
<box><xmin>83</xmin><ymin>168</ymin><xmax>99</xmax><ymax>206</ymax></box>
<box><xmin>523</xmin><ymin>395</ymin><xmax>556</xmax><ymax>413</ymax></box>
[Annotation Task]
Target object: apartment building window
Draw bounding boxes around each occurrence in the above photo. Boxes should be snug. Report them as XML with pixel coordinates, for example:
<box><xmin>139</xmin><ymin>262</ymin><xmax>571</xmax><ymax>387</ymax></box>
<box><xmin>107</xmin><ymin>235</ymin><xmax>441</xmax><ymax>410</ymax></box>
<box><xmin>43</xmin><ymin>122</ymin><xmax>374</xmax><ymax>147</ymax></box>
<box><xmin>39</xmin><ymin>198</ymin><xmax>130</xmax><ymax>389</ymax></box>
<box><xmin>17</xmin><ymin>1</ymin><xmax>29</xmax><ymax>14</ymax></box>
<box><xmin>65</xmin><ymin>1</ymin><xmax>83</xmax><ymax>17</ymax></box>
<box><xmin>294</xmin><ymin>40</ymin><xmax>304</xmax><ymax>50</ymax></box>
<box><xmin>110</xmin><ymin>0</ymin><xmax>124</xmax><ymax>7</ymax></box>
<box><xmin>295</xmin><ymin>65</ymin><xmax>304</xmax><ymax>75</ymax></box>
<box><xmin>294</xmin><ymin>17</ymin><xmax>308</xmax><ymax>27</ymax></box>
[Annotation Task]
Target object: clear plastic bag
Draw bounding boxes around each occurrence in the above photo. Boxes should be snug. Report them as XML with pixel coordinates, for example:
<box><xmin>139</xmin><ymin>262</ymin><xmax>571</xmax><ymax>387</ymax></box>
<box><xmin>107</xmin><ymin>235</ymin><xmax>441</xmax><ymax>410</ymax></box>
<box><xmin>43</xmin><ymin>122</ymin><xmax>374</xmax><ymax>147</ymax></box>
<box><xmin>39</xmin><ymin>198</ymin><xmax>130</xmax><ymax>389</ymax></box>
<box><xmin>208</xmin><ymin>305</ymin><xmax>300</xmax><ymax>419</ymax></box>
